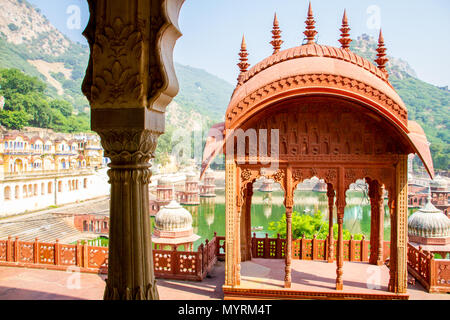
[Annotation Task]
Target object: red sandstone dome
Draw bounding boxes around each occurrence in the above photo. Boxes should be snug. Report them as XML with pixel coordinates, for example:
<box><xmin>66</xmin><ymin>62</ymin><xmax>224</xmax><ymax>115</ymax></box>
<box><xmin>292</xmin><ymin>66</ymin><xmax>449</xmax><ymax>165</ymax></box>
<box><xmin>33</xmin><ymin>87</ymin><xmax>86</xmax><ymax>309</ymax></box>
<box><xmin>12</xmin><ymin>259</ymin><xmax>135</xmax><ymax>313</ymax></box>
<box><xmin>202</xmin><ymin>7</ymin><xmax>434</xmax><ymax>179</ymax></box>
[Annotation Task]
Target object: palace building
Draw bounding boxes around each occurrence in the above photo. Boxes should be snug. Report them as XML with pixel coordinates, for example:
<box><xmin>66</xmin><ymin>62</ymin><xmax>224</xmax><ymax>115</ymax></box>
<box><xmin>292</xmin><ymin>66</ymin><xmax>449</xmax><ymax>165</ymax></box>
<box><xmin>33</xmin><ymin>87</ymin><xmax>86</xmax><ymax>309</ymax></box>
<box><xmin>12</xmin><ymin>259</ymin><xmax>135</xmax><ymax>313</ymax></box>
<box><xmin>0</xmin><ymin>128</ymin><xmax>110</xmax><ymax>216</ymax></box>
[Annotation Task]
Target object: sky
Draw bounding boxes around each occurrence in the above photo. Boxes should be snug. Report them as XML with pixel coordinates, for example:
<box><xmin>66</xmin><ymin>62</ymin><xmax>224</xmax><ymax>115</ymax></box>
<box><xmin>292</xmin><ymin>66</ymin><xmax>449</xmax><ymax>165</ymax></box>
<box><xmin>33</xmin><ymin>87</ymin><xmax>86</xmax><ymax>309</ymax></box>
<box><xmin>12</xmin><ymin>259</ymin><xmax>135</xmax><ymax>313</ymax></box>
<box><xmin>27</xmin><ymin>0</ymin><xmax>450</xmax><ymax>88</ymax></box>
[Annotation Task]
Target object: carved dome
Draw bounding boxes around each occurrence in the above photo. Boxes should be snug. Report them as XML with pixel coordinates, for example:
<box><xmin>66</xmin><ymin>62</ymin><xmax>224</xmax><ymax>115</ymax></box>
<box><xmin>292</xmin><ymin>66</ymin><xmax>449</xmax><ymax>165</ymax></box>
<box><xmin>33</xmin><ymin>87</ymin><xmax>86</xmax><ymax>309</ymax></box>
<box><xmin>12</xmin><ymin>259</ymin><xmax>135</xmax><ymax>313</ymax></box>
<box><xmin>408</xmin><ymin>200</ymin><xmax>450</xmax><ymax>238</ymax></box>
<box><xmin>227</xmin><ymin>42</ymin><xmax>407</xmax><ymax>129</ymax></box>
<box><xmin>155</xmin><ymin>200</ymin><xmax>193</xmax><ymax>232</ymax></box>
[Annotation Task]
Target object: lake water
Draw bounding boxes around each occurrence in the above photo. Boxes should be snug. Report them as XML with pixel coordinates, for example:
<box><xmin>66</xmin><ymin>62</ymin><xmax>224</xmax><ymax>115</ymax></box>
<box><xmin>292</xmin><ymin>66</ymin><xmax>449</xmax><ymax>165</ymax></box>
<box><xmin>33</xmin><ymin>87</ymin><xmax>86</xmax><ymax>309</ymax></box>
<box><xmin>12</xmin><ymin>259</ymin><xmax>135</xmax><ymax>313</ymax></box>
<box><xmin>181</xmin><ymin>189</ymin><xmax>398</xmax><ymax>249</ymax></box>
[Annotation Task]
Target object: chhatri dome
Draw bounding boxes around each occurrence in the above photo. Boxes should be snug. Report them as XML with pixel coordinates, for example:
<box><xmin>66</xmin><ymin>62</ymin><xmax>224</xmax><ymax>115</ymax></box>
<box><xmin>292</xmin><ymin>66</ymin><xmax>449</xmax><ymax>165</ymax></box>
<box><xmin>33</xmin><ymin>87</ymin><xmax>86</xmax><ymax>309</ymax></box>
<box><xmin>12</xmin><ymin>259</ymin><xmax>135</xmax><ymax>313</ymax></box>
<box><xmin>152</xmin><ymin>200</ymin><xmax>200</xmax><ymax>251</ymax></box>
<box><xmin>201</xmin><ymin>2</ymin><xmax>434</xmax><ymax>178</ymax></box>
<box><xmin>408</xmin><ymin>191</ymin><xmax>450</xmax><ymax>245</ymax></box>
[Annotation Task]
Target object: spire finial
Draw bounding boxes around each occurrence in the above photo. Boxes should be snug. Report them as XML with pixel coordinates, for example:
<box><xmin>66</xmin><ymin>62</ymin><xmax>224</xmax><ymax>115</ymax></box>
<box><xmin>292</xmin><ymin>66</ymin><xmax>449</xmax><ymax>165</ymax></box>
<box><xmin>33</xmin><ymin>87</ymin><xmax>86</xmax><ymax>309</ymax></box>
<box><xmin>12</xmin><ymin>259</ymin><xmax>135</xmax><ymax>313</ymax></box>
<box><xmin>375</xmin><ymin>29</ymin><xmax>389</xmax><ymax>78</ymax></box>
<box><xmin>304</xmin><ymin>2</ymin><xmax>318</xmax><ymax>44</ymax></box>
<box><xmin>270</xmin><ymin>12</ymin><xmax>283</xmax><ymax>54</ymax></box>
<box><xmin>237</xmin><ymin>35</ymin><xmax>250</xmax><ymax>83</ymax></box>
<box><xmin>339</xmin><ymin>9</ymin><xmax>352</xmax><ymax>50</ymax></box>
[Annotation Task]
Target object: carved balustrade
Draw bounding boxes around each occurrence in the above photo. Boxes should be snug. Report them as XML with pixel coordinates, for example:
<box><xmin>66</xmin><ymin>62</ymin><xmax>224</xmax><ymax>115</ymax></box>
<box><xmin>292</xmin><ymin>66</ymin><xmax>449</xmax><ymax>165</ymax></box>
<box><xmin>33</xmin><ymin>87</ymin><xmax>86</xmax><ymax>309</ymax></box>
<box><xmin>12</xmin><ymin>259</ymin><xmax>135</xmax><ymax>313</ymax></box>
<box><xmin>0</xmin><ymin>235</ymin><xmax>218</xmax><ymax>282</ymax></box>
<box><xmin>407</xmin><ymin>243</ymin><xmax>450</xmax><ymax>293</ymax></box>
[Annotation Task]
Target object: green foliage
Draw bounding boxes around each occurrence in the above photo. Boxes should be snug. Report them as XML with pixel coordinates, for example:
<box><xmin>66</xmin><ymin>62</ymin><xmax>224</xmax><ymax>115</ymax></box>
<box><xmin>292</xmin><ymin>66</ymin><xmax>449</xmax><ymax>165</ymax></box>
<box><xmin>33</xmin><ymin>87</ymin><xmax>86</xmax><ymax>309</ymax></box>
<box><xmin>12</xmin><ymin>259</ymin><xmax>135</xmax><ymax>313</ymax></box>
<box><xmin>390</xmin><ymin>76</ymin><xmax>449</xmax><ymax>170</ymax></box>
<box><xmin>173</xmin><ymin>63</ymin><xmax>234</xmax><ymax>122</ymax></box>
<box><xmin>268</xmin><ymin>211</ymin><xmax>363</xmax><ymax>241</ymax></box>
<box><xmin>0</xmin><ymin>68</ymin><xmax>89</xmax><ymax>132</ymax></box>
<box><xmin>0</xmin><ymin>109</ymin><xmax>32</xmax><ymax>130</ymax></box>
<box><xmin>49</xmin><ymin>99</ymin><xmax>73</xmax><ymax>117</ymax></box>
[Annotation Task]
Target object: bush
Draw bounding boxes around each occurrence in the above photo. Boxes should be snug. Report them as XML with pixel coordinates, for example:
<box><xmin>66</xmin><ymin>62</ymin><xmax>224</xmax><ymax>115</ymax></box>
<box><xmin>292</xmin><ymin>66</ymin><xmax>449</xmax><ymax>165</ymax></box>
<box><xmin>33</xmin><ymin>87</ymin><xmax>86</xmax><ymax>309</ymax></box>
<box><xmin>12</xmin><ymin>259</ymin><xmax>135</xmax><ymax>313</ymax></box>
<box><xmin>268</xmin><ymin>211</ymin><xmax>363</xmax><ymax>241</ymax></box>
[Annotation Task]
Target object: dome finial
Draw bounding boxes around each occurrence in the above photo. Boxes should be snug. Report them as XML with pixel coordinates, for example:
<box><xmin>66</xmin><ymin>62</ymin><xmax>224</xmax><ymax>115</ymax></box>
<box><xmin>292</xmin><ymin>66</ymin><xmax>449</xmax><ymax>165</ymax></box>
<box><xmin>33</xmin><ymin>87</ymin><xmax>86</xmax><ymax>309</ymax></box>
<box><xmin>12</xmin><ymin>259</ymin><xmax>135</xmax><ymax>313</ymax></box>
<box><xmin>375</xmin><ymin>29</ymin><xmax>389</xmax><ymax>78</ymax></box>
<box><xmin>339</xmin><ymin>9</ymin><xmax>352</xmax><ymax>50</ymax></box>
<box><xmin>303</xmin><ymin>1</ymin><xmax>318</xmax><ymax>44</ymax></box>
<box><xmin>270</xmin><ymin>12</ymin><xmax>283</xmax><ymax>54</ymax></box>
<box><xmin>237</xmin><ymin>34</ymin><xmax>250</xmax><ymax>84</ymax></box>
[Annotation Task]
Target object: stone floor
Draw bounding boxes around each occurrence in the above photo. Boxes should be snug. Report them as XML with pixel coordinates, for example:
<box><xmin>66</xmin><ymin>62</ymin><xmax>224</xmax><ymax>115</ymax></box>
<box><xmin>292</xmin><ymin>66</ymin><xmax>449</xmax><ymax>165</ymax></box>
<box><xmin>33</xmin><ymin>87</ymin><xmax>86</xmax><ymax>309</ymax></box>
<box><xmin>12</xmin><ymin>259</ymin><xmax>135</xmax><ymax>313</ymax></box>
<box><xmin>0</xmin><ymin>260</ymin><xmax>448</xmax><ymax>300</ymax></box>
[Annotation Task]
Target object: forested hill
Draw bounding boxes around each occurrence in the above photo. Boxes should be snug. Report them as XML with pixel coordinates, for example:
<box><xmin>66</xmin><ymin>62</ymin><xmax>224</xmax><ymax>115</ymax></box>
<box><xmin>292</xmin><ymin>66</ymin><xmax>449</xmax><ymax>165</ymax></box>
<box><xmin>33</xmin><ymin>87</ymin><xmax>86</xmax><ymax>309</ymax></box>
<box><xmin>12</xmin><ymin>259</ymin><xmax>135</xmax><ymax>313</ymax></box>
<box><xmin>351</xmin><ymin>34</ymin><xmax>449</xmax><ymax>170</ymax></box>
<box><xmin>0</xmin><ymin>0</ymin><xmax>447</xmax><ymax>169</ymax></box>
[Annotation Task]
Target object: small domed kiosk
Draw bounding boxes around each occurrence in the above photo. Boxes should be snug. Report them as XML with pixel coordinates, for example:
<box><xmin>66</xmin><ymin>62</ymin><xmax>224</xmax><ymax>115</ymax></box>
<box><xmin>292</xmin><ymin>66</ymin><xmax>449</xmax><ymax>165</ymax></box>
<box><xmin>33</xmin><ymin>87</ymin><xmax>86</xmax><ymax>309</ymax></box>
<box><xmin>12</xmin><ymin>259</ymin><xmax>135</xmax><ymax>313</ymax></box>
<box><xmin>152</xmin><ymin>200</ymin><xmax>200</xmax><ymax>251</ymax></box>
<box><xmin>408</xmin><ymin>190</ymin><xmax>450</xmax><ymax>259</ymax></box>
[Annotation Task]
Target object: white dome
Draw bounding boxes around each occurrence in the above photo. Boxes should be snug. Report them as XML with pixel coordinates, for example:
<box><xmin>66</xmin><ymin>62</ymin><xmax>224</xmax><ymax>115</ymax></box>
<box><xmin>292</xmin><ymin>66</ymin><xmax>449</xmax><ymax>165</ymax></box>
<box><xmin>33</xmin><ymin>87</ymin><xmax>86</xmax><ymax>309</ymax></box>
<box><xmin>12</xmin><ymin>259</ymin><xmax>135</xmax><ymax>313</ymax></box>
<box><xmin>408</xmin><ymin>200</ymin><xmax>450</xmax><ymax>238</ymax></box>
<box><xmin>155</xmin><ymin>200</ymin><xmax>192</xmax><ymax>232</ymax></box>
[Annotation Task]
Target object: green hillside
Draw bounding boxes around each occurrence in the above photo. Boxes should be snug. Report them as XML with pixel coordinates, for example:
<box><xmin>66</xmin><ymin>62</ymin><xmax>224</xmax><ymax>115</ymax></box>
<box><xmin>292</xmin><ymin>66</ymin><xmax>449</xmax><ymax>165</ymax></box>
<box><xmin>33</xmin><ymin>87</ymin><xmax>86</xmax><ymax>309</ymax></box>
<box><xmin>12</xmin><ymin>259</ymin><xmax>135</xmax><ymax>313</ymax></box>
<box><xmin>173</xmin><ymin>63</ymin><xmax>234</xmax><ymax>122</ymax></box>
<box><xmin>350</xmin><ymin>35</ymin><xmax>449</xmax><ymax>170</ymax></box>
<box><xmin>0</xmin><ymin>0</ymin><xmax>447</xmax><ymax>170</ymax></box>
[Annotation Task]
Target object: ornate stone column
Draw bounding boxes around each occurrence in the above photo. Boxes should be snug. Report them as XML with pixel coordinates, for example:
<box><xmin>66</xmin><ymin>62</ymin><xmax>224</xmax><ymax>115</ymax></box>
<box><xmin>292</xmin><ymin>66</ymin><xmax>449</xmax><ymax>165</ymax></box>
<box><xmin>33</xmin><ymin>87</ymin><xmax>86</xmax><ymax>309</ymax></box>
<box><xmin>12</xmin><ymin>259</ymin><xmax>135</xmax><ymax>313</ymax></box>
<box><xmin>224</xmin><ymin>159</ymin><xmax>237</xmax><ymax>287</ymax></box>
<box><xmin>326</xmin><ymin>183</ymin><xmax>335</xmax><ymax>263</ymax></box>
<box><xmin>335</xmin><ymin>168</ymin><xmax>346</xmax><ymax>291</ymax></box>
<box><xmin>82</xmin><ymin>0</ymin><xmax>185</xmax><ymax>300</ymax></box>
<box><xmin>388</xmin><ymin>155</ymin><xmax>408</xmax><ymax>294</ymax></box>
<box><xmin>284</xmin><ymin>166</ymin><xmax>293</xmax><ymax>288</ymax></box>
<box><xmin>369</xmin><ymin>180</ymin><xmax>384</xmax><ymax>265</ymax></box>
<box><xmin>240</xmin><ymin>182</ymin><xmax>253</xmax><ymax>262</ymax></box>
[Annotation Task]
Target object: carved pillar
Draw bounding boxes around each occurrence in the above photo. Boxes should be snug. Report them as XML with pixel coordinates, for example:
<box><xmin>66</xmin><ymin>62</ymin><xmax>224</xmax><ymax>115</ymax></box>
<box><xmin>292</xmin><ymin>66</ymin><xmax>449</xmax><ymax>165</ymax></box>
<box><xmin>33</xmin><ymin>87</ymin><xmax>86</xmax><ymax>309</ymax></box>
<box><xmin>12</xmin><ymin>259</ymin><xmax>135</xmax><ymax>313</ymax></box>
<box><xmin>335</xmin><ymin>168</ymin><xmax>346</xmax><ymax>290</ymax></box>
<box><xmin>369</xmin><ymin>180</ymin><xmax>384</xmax><ymax>265</ymax></box>
<box><xmin>378</xmin><ymin>186</ymin><xmax>385</xmax><ymax>264</ymax></box>
<box><xmin>388</xmin><ymin>155</ymin><xmax>408</xmax><ymax>294</ymax></box>
<box><xmin>224</xmin><ymin>160</ymin><xmax>237</xmax><ymax>287</ymax></box>
<box><xmin>327</xmin><ymin>183</ymin><xmax>335</xmax><ymax>263</ymax></box>
<box><xmin>284</xmin><ymin>166</ymin><xmax>293</xmax><ymax>288</ymax></box>
<box><xmin>82</xmin><ymin>0</ymin><xmax>185</xmax><ymax>300</ymax></box>
<box><xmin>240</xmin><ymin>182</ymin><xmax>253</xmax><ymax>262</ymax></box>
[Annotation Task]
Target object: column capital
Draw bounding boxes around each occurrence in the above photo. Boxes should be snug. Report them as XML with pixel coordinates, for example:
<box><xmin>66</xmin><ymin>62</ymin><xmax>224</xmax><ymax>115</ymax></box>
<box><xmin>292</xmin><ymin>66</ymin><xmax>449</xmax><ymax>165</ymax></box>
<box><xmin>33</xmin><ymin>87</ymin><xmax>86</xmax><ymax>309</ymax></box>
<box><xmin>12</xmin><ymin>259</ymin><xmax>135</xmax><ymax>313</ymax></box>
<box><xmin>97</xmin><ymin>128</ymin><xmax>160</xmax><ymax>166</ymax></box>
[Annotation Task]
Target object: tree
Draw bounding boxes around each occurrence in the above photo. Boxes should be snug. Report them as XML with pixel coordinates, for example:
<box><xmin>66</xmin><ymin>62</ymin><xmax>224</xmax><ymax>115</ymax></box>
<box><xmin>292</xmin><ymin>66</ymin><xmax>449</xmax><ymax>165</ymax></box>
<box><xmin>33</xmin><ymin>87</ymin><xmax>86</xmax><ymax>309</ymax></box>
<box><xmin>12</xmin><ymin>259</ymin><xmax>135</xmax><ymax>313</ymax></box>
<box><xmin>0</xmin><ymin>109</ymin><xmax>32</xmax><ymax>130</ymax></box>
<box><xmin>268</xmin><ymin>211</ymin><xmax>363</xmax><ymax>240</ymax></box>
<box><xmin>0</xmin><ymin>68</ymin><xmax>46</xmax><ymax>95</ymax></box>
<box><xmin>50</xmin><ymin>99</ymin><xmax>73</xmax><ymax>117</ymax></box>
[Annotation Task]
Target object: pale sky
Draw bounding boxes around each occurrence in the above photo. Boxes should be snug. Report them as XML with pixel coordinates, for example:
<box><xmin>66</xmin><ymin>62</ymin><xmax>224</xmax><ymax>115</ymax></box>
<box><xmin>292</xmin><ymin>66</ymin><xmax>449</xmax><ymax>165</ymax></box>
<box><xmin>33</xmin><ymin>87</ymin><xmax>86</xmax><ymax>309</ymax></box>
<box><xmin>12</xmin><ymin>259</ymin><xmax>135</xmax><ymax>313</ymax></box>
<box><xmin>28</xmin><ymin>0</ymin><xmax>450</xmax><ymax>88</ymax></box>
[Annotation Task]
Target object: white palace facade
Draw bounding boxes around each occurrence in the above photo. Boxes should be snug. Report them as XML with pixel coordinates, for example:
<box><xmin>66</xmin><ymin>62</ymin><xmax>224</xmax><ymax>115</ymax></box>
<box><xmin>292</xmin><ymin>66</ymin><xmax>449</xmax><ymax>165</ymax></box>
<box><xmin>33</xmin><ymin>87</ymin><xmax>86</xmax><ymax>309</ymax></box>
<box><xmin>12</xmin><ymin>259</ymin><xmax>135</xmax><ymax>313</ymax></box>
<box><xmin>0</xmin><ymin>127</ymin><xmax>110</xmax><ymax>217</ymax></box>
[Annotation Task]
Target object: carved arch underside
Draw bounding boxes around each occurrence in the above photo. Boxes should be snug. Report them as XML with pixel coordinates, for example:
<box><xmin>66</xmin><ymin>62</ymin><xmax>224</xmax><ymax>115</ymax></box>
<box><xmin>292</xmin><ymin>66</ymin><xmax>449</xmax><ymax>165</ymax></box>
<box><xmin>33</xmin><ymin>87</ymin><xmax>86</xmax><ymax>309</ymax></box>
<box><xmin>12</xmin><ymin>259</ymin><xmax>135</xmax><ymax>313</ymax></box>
<box><xmin>232</xmin><ymin>96</ymin><xmax>409</xmax><ymax>163</ymax></box>
<box><xmin>231</xmin><ymin>96</ymin><xmax>402</xmax><ymax>209</ymax></box>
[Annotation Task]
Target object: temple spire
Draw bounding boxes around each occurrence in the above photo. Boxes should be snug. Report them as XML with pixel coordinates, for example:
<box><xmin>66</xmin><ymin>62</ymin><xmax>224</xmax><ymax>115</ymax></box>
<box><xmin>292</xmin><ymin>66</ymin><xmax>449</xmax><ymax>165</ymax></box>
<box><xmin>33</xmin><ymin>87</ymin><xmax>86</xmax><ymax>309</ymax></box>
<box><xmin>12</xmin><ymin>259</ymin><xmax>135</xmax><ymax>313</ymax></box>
<box><xmin>375</xmin><ymin>29</ymin><xmax>389</xmax><ymax>78</ymax></box>
<box><xmin>303</xmin><ymin>2</ymin><xmax>318</xmax><ymax>44</ymax></box>
<box><xmin>270</xmin><ymin>13</ymin><xmax>283</xmax><ymax>54</ymax></box>
<box><xmin>339</xmin><ymin>9</ymin><xmax>352</xmax><ymax>50</ymax></box>
<box><xmin>237</xmin><ymin>35</ymin><xmax>250</xmax><ymax>84</ymax></box>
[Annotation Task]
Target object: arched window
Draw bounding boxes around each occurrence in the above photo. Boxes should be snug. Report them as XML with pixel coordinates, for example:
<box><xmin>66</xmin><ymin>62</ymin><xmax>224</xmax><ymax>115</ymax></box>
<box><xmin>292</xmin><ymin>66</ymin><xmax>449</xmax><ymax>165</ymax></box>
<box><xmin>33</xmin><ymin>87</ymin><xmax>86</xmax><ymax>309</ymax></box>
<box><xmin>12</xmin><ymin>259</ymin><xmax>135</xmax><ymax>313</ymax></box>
<box><xmin>84</xmin><ymin>178</ymin><xmax>88</xmax><ymax>189</ymax></box>
<box><xmin>58</xmin><ymin>181</ymin><xmax>62</xmax><ymax>193</ymax></box>
<box><xmin>41</xmin><ymin>183</ymin><xmax>45</xmax><ymax>195</ymax></box>
<box><xmin>15</xmin><ymin>186</ymin><xmax>19</xmax><ymax>199</ymax></box>
<box><xmin>48</xmin><ymin>182</ymin><xmax>52</xmax><ymax>194</ymax></box>
<box><xmin>4</xmin><ymin>186</ymin><xmax>11</xmax><ymax>201</ymax></box>
<box><xmin>83</xmin><ymin>221</ymin><xmax>88</xmax><ymax>232</ymax></box>
<box><xmin>23</xmin><ymin>185</ymin><xmax>27</xmax><ymax>198</ymax></box>
<box><xmin>34</xmin><ymin>184</ymin><xmax>38</xmax><ymax>196</ymax></box>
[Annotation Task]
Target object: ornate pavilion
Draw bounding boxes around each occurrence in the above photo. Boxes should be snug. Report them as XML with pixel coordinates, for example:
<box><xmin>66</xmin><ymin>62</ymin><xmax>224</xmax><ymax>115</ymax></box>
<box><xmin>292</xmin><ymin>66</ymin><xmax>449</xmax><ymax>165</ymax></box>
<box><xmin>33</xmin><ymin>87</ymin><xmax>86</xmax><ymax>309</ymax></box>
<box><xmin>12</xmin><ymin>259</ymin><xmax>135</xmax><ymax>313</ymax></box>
<box><xmin>201</xmin><ymin>4</ymin><xmax>434</xmax><ymax>298</ymax></box>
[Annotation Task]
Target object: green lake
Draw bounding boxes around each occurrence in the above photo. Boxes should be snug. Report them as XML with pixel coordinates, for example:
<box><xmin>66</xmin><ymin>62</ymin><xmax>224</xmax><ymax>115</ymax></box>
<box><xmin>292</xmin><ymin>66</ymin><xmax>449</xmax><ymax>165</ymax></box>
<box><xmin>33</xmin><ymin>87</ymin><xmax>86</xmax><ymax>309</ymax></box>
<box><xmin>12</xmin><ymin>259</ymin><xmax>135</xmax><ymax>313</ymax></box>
<box><xmin>177</xmin><ymin>189</ymin><xmax>412</xmax><ymax>250</ymax></box>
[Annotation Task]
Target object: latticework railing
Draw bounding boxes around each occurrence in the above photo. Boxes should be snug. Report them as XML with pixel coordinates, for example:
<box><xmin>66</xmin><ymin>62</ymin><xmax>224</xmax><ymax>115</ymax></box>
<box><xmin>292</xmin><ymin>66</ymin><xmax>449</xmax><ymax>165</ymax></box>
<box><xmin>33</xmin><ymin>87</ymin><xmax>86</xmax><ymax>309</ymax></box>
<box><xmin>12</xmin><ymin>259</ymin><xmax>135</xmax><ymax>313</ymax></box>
<box><xmin>407</xmin><ymin>243</ymin><xmax>450</xmax><ymax>293</ymax></box>
<box><xmin>251</xmin><ymin>233</ymin><xmax>384</xmax><ymax>262</ymax></box>
<box><xmin>0</xmin><ymin>234</ymin><xmax>219</xmax><ymax>281</ymax></box>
